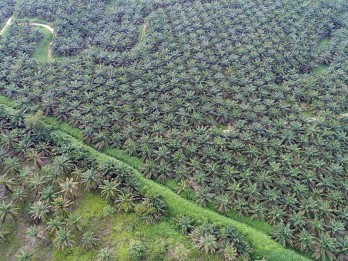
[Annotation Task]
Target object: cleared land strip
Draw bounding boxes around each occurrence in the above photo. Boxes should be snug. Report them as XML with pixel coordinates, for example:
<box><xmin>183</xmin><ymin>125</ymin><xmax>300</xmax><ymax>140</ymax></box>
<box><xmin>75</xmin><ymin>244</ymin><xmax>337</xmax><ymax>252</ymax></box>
<box><xmin>0</xmin><ymin>97</ymin><xmax>310</xmax><ymax>261</ymax></box>
<box><xmin>0</xmin><ymin>16</ymin><xmax>13</xmax><ymax>35</ymax></box>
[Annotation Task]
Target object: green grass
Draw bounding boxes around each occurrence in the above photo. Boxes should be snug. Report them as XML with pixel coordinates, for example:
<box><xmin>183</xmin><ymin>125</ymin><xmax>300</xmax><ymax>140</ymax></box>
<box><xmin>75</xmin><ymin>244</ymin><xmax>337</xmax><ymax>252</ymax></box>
<box><xmin>33</xmin><ymin>26</ymin><xmax>53</xmax><ymax>61</ymax></box>
<box><xmin>318</xmin><ymin>37</ymin><xmax>329</xmax><ymax>52</ymax></box>
<box><xmin>103</xmin><ymin>147</ymin><xmax>143</xmax><ymax>169</ymax></box>
<box><xmin>315</xmin><ymin>63</ymin><xmax>330</xmax><ymax>74</ymax></box>
<box><xmin>0</xmin><ymin>220</ymin><xmax>22</xmax><ymax>259</ymax></box>
<box><xmin>315</xmin><ymin>37</ymin><xmax>330</xmax><ymax>74</ymax></box>
<box><xmin>42</xmin><ymin>116</ymin><xmax>83</xmax><ymax>141</ymax></box>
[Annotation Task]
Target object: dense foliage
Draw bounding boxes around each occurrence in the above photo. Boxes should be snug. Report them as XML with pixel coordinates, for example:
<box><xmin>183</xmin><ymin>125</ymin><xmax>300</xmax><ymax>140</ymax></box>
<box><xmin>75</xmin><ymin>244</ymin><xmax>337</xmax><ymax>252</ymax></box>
<box><xmin>0</xmin><ymin>0</ymin><xmax>347</xmax><ymax>260</ymax></box>
<box><xmin>0</xmin><ymin>105</ymin><xmax>251</xmax><ymax>260</ymax></box>
<box><xmin>0</xmin><ymin>0</ymin><xmax>14</xmax><ymax>25</ymax></box>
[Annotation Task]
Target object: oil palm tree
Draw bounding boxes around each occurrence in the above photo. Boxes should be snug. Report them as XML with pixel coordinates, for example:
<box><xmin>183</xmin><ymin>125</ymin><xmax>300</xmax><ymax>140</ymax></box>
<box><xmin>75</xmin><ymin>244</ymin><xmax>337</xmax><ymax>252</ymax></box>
<box><xmin>0</xmin><ymin>201</ymin><xmax>18</xmax><ymax>224</ymax></box>
<box><xmin>272</xmin><ymin>223</ymin><xmax>294</xmax><ymax>247</ymax></box>
<box><xmin>29</xmin><ymin>201</ymin><xmax>49</xmax><ymax>223</ymax></box>
<box><xmin>51</xmin><ymin>196</ymin><xmax>72</xmax><ymax>217</ymax></box>
<box><xmin>46</xmin><ymin>216</ymin><xmax>65</xmax><ymax>236</ymax></box>
<box><xmin>80</xmin><ymin>169</ymin><xmax>101</xmax><ymax>191</ymax></box>
<box><xmin>312</xmin><ymin>233</ymin><xmax>337</xmax><ymax>261</ymax></box>
<box><xmin>53</xmin><ymin>228</ymin><xmax>75</xmax><ymax>250</ymax></box>
<box><xmin>196</xmin><ymin>233</ymin><xmax>218</xmax><ymax>254</ymax></box>
<box><xmin>82</xmin><ymin>231</ymin><xmax>99</xmax><ymax>250</ymax></box>
<box><xmin>114</xmin><ymin>189</ymin><xmax>135</xmax><ymax>213</ymax></box>
<box><xmin>59</xmin><ymin>177</ymin><xmax>80</xmax><ymax>199</ymax></box>
<box><xmin>99</xmin><ymin>179</ymin><xmax>120</xmax><ymax>201</ymax></box>
<box><xmin>66</xmin><ymin>212</ymin><xmax>82</xmax><ymax>232</ymax></box>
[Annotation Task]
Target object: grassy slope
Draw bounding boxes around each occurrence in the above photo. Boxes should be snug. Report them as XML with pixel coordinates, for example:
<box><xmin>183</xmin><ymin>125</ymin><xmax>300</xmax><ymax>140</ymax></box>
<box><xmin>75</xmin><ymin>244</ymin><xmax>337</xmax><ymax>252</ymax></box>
<box><xmin>0</xmin><ymin>98</ymin><xmax>311</xmax><ymax>260</ymax></box>
<box><xmin>51</xmin><ymin>193</ymin><xmax>219</xmax><ymax>261</ymax></box>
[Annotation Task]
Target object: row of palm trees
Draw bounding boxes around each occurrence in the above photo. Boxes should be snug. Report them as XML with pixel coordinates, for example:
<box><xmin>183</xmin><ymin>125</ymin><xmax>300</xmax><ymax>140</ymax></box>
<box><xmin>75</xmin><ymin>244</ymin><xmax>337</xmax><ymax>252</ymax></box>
<box><xmin>175</xmin><ymin>215</ymin><xmax>252</xmax><ymax>260</ymax></box>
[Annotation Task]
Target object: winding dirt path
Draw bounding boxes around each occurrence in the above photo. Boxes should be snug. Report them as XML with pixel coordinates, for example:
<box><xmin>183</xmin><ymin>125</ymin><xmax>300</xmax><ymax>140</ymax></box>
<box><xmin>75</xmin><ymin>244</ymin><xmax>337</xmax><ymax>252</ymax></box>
<box><xmin>0</xmin><ymin>16</ymin><xmax>13</xmax><ymax>36</ymax></box>
<box><xmin>30</xmin><ymin>23</ymin><xmax>55</xmax><ymax>60</ymax></box>
<box><xmin>140</xmin><ymin>22</ymin><xmax>148</xmax><ymax>42</ymax></box>
<box><xmin>1</xmin><ymin>17</ymin><xmax>55</xmax><ymax>59</ymax></box>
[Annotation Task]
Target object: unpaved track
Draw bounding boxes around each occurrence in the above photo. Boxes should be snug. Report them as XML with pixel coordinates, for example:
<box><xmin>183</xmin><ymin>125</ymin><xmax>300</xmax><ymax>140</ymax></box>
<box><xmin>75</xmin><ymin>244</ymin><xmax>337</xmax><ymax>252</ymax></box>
<box><xmin>0</xmin><ymin>16</ymin><xmax>13</xmax><ymax>35</ymax></box>
<box><xmin>30</xmin><ymin>22</ymin><xmax>54</xmax><ymax>33</ymax></box>
<box><xmin>30</xmin><ymin>22</ymin><xmax>55</xmax><ymax>59</ymax></box>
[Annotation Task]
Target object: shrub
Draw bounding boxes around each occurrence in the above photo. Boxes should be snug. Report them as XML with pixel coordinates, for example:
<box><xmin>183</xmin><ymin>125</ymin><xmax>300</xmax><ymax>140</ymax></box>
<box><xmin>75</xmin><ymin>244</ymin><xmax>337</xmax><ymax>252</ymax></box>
<box><xmin>128</xmin><ymin>240</ymin><xmax>147</xmax><ymax>261</ymax></box>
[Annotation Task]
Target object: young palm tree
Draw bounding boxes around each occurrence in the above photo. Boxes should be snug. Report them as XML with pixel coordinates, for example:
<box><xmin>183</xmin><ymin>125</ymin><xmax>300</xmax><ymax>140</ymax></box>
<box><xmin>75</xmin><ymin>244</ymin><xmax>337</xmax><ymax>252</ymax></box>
<box><xmin>174</xmin><ymin>179</ymin><xmax>190</xmax><ymax>195</ymax></box>
<box><xmin>272</xmin><ymin>223</ymin><xmax>294</xmax><ymax>247</ymax></box>
<box><xmin>46</xmin><ymin>216</ymin><xmax>65</xmax><ymax>236</ymax></box>
<box><xmin>29</xmin><ymin>201</ymin><xmax>49</xmax><ymax>223</ymax></box>
<box><xmin>25</xmin><ymin>149</ymin><xmax>46</xmax><ymax>168</ymax></box>
<box><xmin>98</xmin><ymin>247</ymin><xmax>113</xmax><ymax>261</ymax></box>
<box><xmin>172</xmin><ymin>243</ymin><xmax>190</xmax><ymax>261</ymax></box>
<box><xmin>267</xmin><ymin>206</ymin><xmax>285</xmax><ymax>225</ymax></box>
<box><xmin>195</xmin><ymin>187</ymin><xmax>213</xmax><ymax>207</ymax></box>
<box><xmin>39</xmin><ymin>185</ymin><xmax>58</xmax><ymax>203</ymax></box>
<box><xmin>53</xmin><ymin>228</ymin><xmax>75</xmax><ymax>250</ymax></box>
<box><xmin>25</xmin><ymin>225</ymin><xmax>46</xmax><ymax>247</ymax></box>
<box><xmin>214</xmin><ymin>194</ymin><xmax>230</xmax><ymax>214</ymax></box>
<box><xmin>175</xmin><ymin>215</ymin><xmax>194</xmax><ymax>235</ymax></box>
<box><xmin>296</xmin><ymin>229</ymin><xmax>314</xmax><ymax>253</ymax></box>
<box><xmin>196</xmin><ymin>233</ymin><xmax>218</xmax><ymax>254</ymax></box>
<box><xmin>99</xmin><ymin>179</ymin><xmax>120</xmax><ymax>201</ymax></box>
<box><xmin>15</xmin><ymin>248</ymin><xmax>32</xmax><ymax>261</ymax></box>
<box><xmin>0</xmin><ymin>174</ymin><xmax>16</xmax><ymax>194</ymax></box>
<box><xmin>0</xmin><ymin>201</ymin><xmax>18</xmax><ymax>224</ymax></box>
<box><xmin>0</xmin><ymin>228</ymin><xmax>9</xmax><ymax>241</ymax></box>
<box><xmin>312</xmin><ymin>233</ymin><xmax>338</xmax><ymax>261</ymax></box>
<box><xmin>114</xmin><ymin>190</ymin><xmax>135</xmax><ymax>213</ymax></box>
<box><xmin>28</xmin><ymin>173</ymin><xmax>47</xmax><ymax>196</ymax></box>
<box><xmin>59</xmin><ymin>177</ymin><xmax>80</xmax><ymax>199</ymax></box>
<box><xmin>51</xmin><ymin>196</ymin><xmax>72</xmax><ymax>217</ymax></box>
<box><xmin>222</xmin><ymin>243</ymin><xmax>238</xmax><ymax>261</ymax></box>
<box><xmin>80</xmin><ymin>169</ymin><xmax>101</xmax><ymax>191</ymax></box>
<box><xmin>82</xmin><ymin>231</ymin><xmax>99</xmax><ymax>250</ymax></box>
<box><xmin>66</xmin><ymin>212</ymin><xmax>82</xmax><ymax>232</ymax></box>
<box><xmin>52</xmin><ymin>155</ymin><xmax>73</xmax><ymax>175</ymax></box>
<box><xmin>42</xmin><ymin>165</ymin><xmax>60</xmax><ymax>185</ymax></box>
<box><xmin>0</xmin><ymin>130</ymin><xmax>19</xmax><ymax>150</ymax></box>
